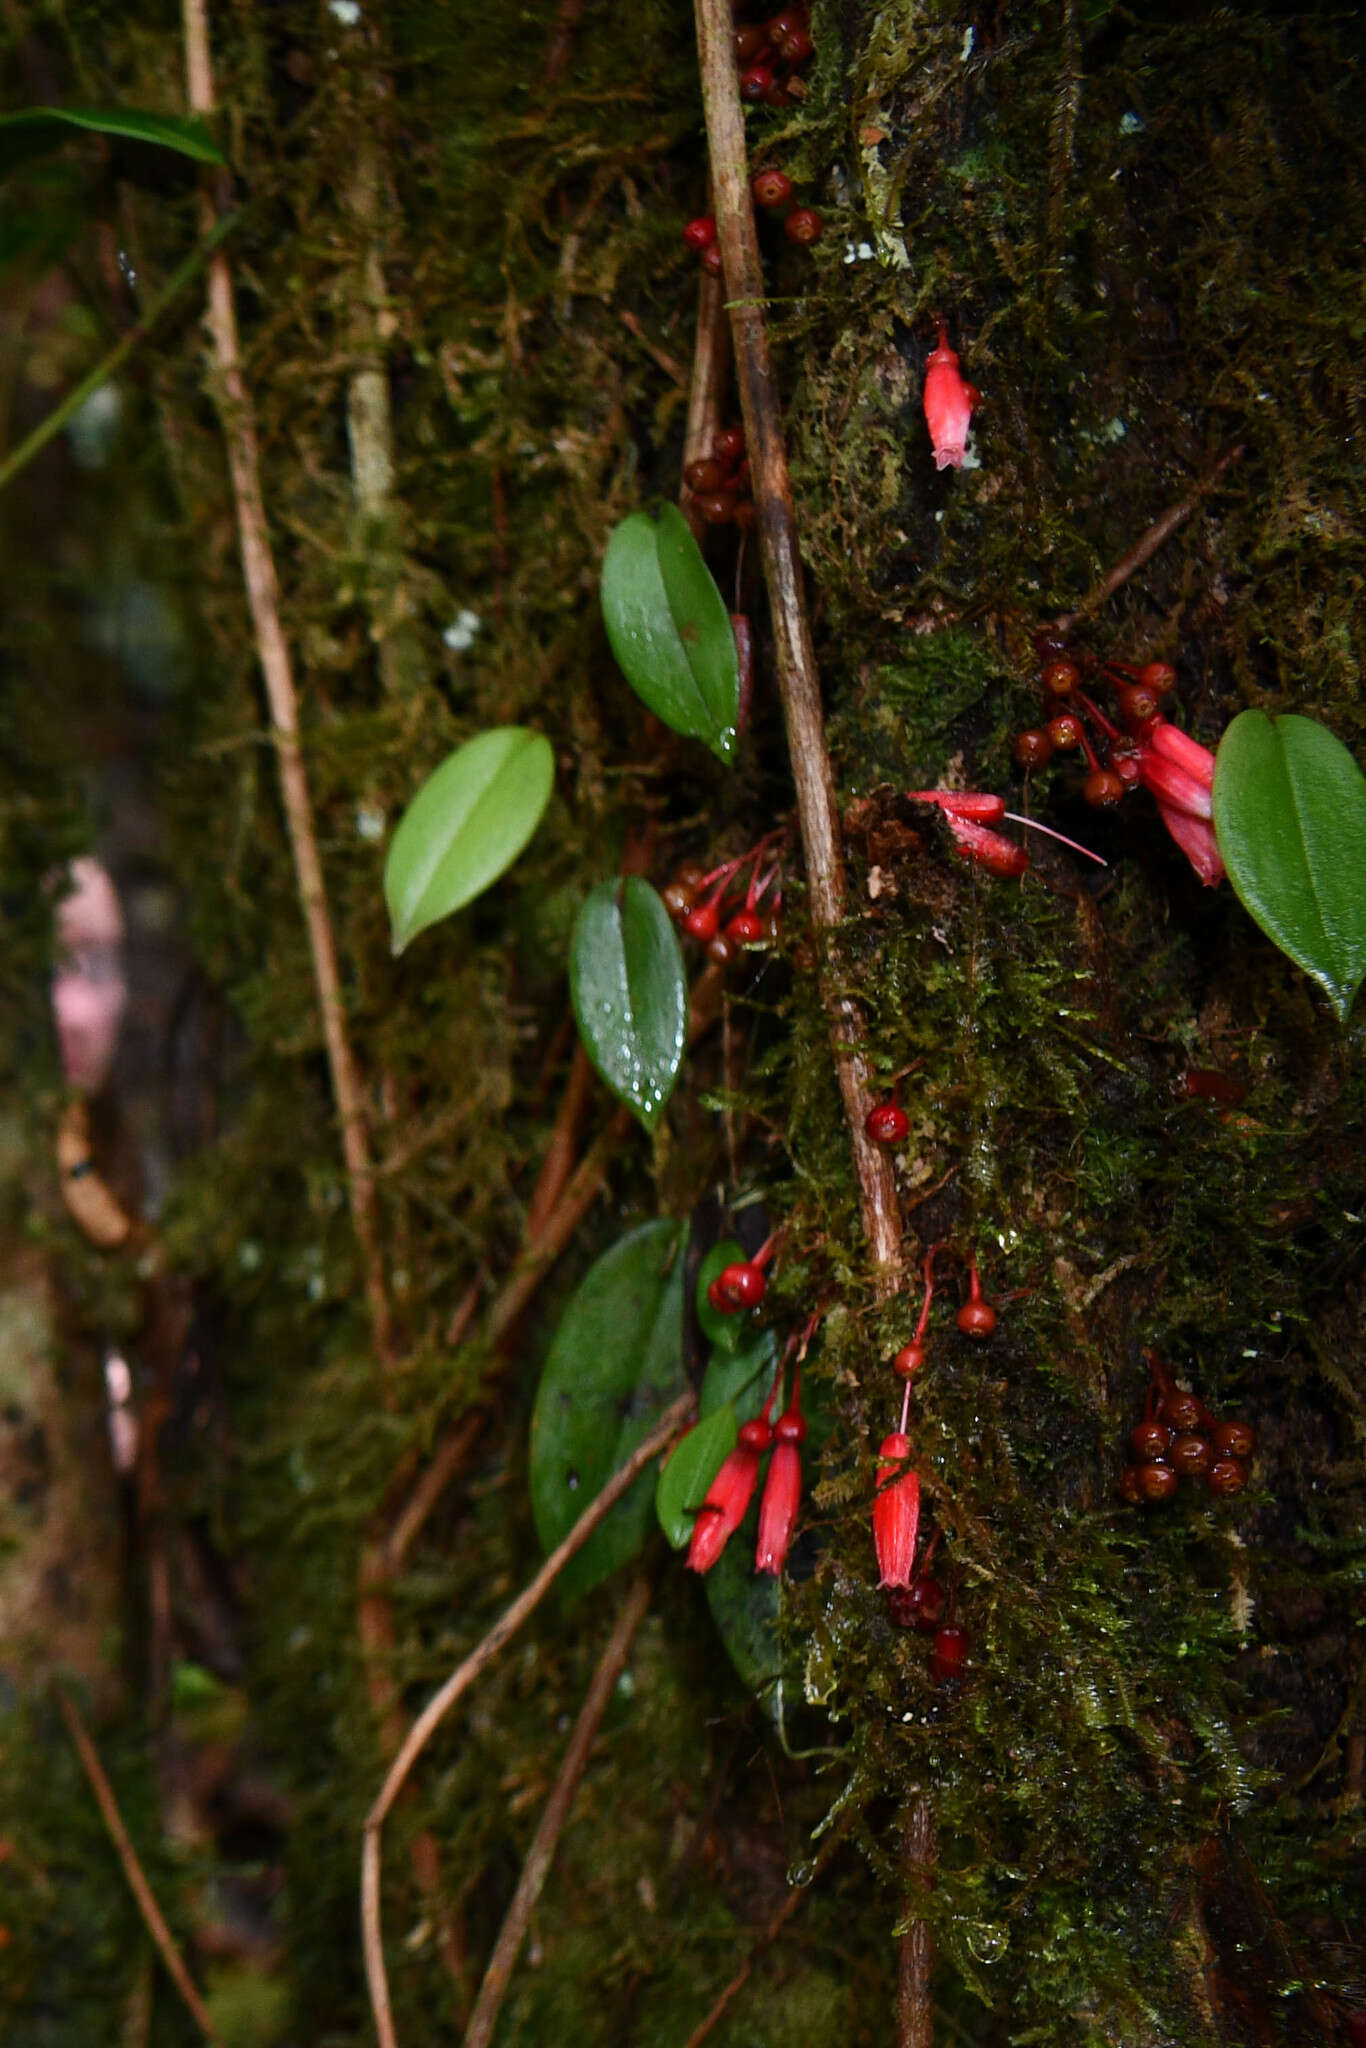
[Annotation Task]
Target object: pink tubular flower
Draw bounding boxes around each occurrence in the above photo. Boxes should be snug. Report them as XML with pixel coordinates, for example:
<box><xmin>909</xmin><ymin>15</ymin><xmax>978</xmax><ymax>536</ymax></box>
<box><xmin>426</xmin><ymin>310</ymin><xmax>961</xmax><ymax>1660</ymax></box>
<box><xmin>873</xmin><ymin>1430</ymin><xmax>921</xmax><ymax>1589</ymax></box>
<box><xmin>923</xmin><ymin>324</ymin><xmax>976</xmax><ymax>471</ymax></box>
<box><xmin>1136</xmin><ymin>719</ymin><xmax>1224</xmax><ymax>886</ymax></box>
<box><xmin>687</xmin><ymin>1415</ymin><xmax>771</xmax><ymax>1574</ymax></box>
<box><xmin>755</xmin><ymin>1374</ymin><xmax>807</xmax><ymax>1576</ymax></box>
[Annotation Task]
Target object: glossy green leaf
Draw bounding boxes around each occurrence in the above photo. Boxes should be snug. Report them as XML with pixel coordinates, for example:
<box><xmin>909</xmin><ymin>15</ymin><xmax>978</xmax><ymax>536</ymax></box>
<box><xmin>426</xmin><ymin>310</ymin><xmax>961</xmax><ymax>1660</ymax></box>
<box><xmin>700</xmin><ymin>1327</ymin><xmax>777</xmax><ymax>1419</ymax></box>
<box><xmin>695</xmin><ymin>1239</ymin><xmax>747</xmax><ymax>1353</ymax></box>
<box><xmin>600</xmin><ymin>506</ymin><xmax>738</xmax><ymax>765</ymax></box>
<box><xmin>530</xmin><ymin>1220</ymin><xmax>688</xmax><ymax>1604</ymax></box>
<box><xmin>1213</xmin><ymin>711</ymin><xmax>1366</xmax><ymax>1022</ymax></box>
<box><xmin>655</xmin><ymin>1404</ymin><xmax>737</xmax><ymax>1549</ymax></box>
<box><xmin>570</xmin><ymin>877</ymin><xmax>687</xmax><ymax>1131</ymax></box>
<box><xmin>0</xmin><ymin>107</ymin><xmax>225</xmax><ymax>180</ymax></box>
<box><xmin>384</xmin><ymin>727</ymin><xmax>554</xmax><ymax>953</ymax></box>
<box><xmin>705</xmin><ymin>1525</ymin><xmax>785</xmax><ymax>1705</ymax></box>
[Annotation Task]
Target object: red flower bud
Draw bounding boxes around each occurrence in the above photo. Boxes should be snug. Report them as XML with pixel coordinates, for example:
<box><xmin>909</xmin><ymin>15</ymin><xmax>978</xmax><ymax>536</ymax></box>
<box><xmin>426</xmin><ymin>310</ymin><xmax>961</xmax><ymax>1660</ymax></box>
<box><xmin>923</xmin><ymin>324</ymin><xmax>975</xmax><ymax>471</ymax></box>
<box><xmin>687</xmin><ymin>1438</ymin><xmax>764</xmax><ymax>1573</ymax></box>
<box><xmin>755</xmin><ymin>1379</ymin><xmax>806</xmax><ymax>1576</ymax></box>
<box><xmin>873</xmin><ymin>1430</ymin><xmax>921</xmax><ymax>1589</ymax></box>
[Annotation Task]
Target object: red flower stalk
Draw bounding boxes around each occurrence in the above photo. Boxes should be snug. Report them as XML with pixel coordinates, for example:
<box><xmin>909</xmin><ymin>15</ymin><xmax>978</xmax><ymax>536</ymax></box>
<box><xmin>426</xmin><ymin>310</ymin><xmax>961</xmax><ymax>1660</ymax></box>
<box><xmin>1136</xmin><ymin>719</ymin><xmax>1223</xmax><ymax>886</ymax></box>
<box><xmin>873</xmin><ymin>1428</ymin><xmax>921</xmax><ymax>1589</ymax></box>
<box><xmin>687</xmin><ymin>1414</ymin><xmax>772</xmax><ymax>1573</ymax></box>
<box><xmin>908</xmin><ymin>791</ymin><xmax>1106</xmax><ymax>874</ymax></box>
<box><xmin>755</xmin><ymin>1370</ymin><xmax>807</xmax><ymax>1576</ymax></box>
<box><xmin>923</xmin><ymin>323</ymin><xmax>976</xmax><ymax>471</ymax></box>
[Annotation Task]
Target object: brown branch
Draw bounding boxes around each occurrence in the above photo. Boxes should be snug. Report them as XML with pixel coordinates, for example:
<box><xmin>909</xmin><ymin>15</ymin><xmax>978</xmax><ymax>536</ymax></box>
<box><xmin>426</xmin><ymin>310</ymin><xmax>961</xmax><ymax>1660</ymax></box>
<box><xmin>1051</xmin><ymin>444</ymin><xmax>1244</xmax><ymax>634</ymax></box>
<box><xmin>897</xmin><ymin>1795</ymin><xmax>936</xmax><ymax>2048</ymax></box>
<box><xmin>56</xmin><ymin>1688</ymin><xmax>220</xmax><ymax>2044</ymax></box>
<box><xmin>693</xmin><ymin>0</ymin><xmax>902</xmax><ymax>1290</ymax></box>
<box><xmin>525</xmin><ymin>1044</ymin><xmax>595</xmax><ymax>1243</ymax></box>
<box><xmin>385</xmin><ymin>1412</ymin><xmax>485</xmax><ymax>1575</ymax></box>
<box><xmin>679</xmin><ymin>1819</ymin><xmax>848</xmax><ymax>2048</ymax></box>
<box><xmin>462</xmin><ymin>1569</ymin><xmax>655</xmax><ymax>2048</ymax></box>
<box><xmin>361</xmin><ymin>1391</ymin><xmax>695</xmax><ymax>2048</ymax></box>
<box><xmin>181</xmin><ymin>0</ymin><xmax>398</xmax><ymax>1375</ymax></box>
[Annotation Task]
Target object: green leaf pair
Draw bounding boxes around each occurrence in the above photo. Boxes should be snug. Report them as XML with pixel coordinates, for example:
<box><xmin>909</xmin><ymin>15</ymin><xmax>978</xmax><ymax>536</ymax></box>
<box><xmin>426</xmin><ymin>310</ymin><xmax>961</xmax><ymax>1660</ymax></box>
<box><xmin>600</xmin><ymin>504</ymin><xmax>740</xmax><ymax>765</ymax></box>
<box><xmin>1213</xmin><ymin>711</ymin><xmax>1366</xmax><ymax>1023</ymax></box>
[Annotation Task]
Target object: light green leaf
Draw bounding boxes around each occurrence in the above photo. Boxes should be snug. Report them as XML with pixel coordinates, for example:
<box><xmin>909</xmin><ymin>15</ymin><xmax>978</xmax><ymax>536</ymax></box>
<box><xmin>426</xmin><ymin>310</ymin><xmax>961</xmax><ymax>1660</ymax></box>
<box><xmin>1212</xmin><ymin>710</ymin><xmax>1366</xmax><ymax>1022</ymax></box>
<box><xmin>600</xmin><ymin>507</ymin><xmax>739</xmax><ymax>765</ymax></box>
<box><xmin>570</xmin><ymin>877</ymin><xmax>687</xmax><ymax>1131</ymax></box>
<box><xmin>655</xmin><ymin>1404</ymin><xmax>737</xmax><ymax>1549</ymax></box>
<box><xmin>0</xmin><ymin>107</ymin><xmax>225</xmax><ymax>180</ymax></box>
<box><xmin>530</xmin><ymin>1221</ymin><xmax>688</xmax><ymax>1603</ymax></box>
<box><xmin>384</xmin><ymin>727</ymin><xmax>554</xmax><ymax>953</ymax></box>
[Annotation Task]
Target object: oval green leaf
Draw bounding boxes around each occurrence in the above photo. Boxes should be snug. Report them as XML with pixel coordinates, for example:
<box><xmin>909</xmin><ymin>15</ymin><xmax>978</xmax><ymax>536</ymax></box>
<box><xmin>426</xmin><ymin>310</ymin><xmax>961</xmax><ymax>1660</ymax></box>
<box><xmin>384</xmin><ymin>727</ymin><xmax>554</xmax><ymax>953</ymax></box>
<box><xmin>570</xmin><ymin>877</ymin><xmax>687</xmax><ymax>1131</ymax></box>
<box><xmin>600</xmin><ymin>507</ymin><xmax>738</xmax><ymax>765</ymax></box>
<box><xmin>0</xmin><ymin>107</ymin><xmax>225</xmax><ymax>180</ymax></box>
<box><xmin>705</xmin><ymin>1523</ymin><xmax>785</xmax><ymax>1704</ymax></box>
<box><xmin>701</xmin><ymin>1328</ymin><xmax>777</xmax><ymax>1421</ymax></box>
<box><xmin>695</xmin><ymin>1238</ymin><xmax>747</xmax><ymax>1353</ymax></box>
<box><xmin>655</xmin><ymin>1403</ymin><xmax>737</xmax><ymax>1549</ymax></box>
<box><xmin>1212</xmin><ymin>710</ymin><xmax>1366</xmax><ymax>1022</ymax></box>
<box><xmin>530</xmin><ymin>1220</ymin><xmax>688</xmax><ymax>1604</ymax></box>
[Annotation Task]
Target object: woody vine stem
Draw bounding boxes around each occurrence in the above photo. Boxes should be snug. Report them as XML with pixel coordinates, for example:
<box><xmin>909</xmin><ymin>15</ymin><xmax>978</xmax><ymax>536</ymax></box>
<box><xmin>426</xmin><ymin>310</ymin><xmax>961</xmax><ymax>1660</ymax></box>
<box><xmin>691</xmin><ymin>0</ymin><xmax>931</xmax><ymax>2039</ymax></box>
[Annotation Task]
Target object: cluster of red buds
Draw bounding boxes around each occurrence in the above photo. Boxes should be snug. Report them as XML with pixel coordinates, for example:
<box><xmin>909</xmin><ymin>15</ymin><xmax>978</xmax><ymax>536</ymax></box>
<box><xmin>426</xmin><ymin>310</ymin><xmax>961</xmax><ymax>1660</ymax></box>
<box><xmin>687</xmin><ymin>1355</ymin><xmax>808</xmax><ymax>1577</ymax></box>
<box><xmin>734</xmin><ymin>2</ymin><xmax>813</xmax><ymax>105</ymax></box>
<box><xmin>1118</xmin><ymin>1349</ymin><xmax>1255</xmax><ymax>1504</ymax></box>
<box><xmin>1013</xmin><ymin>639</ymin><xmax>1224</xmax><ymax>884</ymax></box>
<box><xmin>873</xmin><ymin>1252</ymin><xmax>978</xmax><ymax>1683</ymax></box>
<box><xmin>683</xmin><ymin>422</ymin><xmax>754</xmax><ymax>528</ymax></box>
<box><xmin>662</xmin><ymin>836</ymin><xmax>783</xmax><ymax>968</ymax></box>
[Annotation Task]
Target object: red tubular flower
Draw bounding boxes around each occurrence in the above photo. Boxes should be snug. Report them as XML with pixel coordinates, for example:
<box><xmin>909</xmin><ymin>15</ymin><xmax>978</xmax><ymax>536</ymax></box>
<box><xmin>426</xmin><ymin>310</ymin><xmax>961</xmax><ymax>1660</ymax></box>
<box><xmin>923</xmin><ymin>324</ymin><xmax>975</xmax><ymax>471</ymax></box>
<box><xmin>1136</xmin><ymin>719</ymin><xmax>1224</xmax><ymax>886</ymax></box>
<box><xmin>687</xmin><ymin>1415</ymin><xmax>772</xmax><ymax>1574</ymax></box>
<box><xmin>873</xmin><ymin>1430</ymin><xmax>921</xmax><ymax>1589</ymax></box>
<box><xmin>755</xmin><ymin>1374</ymin><xmax>807</xmax><ymax>1576</ymax></box>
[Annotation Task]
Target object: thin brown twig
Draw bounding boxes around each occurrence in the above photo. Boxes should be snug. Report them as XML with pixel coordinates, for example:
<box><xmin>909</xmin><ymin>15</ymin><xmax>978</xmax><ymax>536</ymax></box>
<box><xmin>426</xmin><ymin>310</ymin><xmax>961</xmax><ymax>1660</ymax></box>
<box><xmin>525</xmin><ymin>1044</ymin><xmax>595</xmax><ymax>1243</ymax></box>
<box><xmin>56</xmin><ymin>1687</ymin><xmax>220</xmax><ymax>2044</ymax></box>
<box><xmin>897</xmin><ymin>1795</ymin><xmax>935</xmax><ymax>2048</ymax></box>
<box><xmin>679</xmin><ymin>1818</ymin><xmax>849</xmax><ymax>2048</ymax></box>
<box><xmin>462</xmin><ymin>1568</ymin><xmax>656</xmax><ymax>2048</ymax></box>
<box><xmin>181</xmin><ymin>0</ymin><xmax>398</xmax><ymax>1376</ymax></box>
<box><xmin>693</xmin><ymin>0</ymin><xmax>902</xmax><ymax>1291</ymax></box>
<box><xmin>680</xmin><ymin>267</ymin><xmax>731</xmax><ymax>538</ymax></box>
<box><xmin>385</xmin><ymin>1412</ymin><xmax>484</xmax><ymax>1575</ymax></box>
<box><xmin>361</xmin><ymin>1391</ymin><xmax>695</xmax><ymax>2048</ymax></box>
<box><xmin>1051</xmin><ymin>444</ymin><xmax>1244</xmax><ymax>633</ymax></box>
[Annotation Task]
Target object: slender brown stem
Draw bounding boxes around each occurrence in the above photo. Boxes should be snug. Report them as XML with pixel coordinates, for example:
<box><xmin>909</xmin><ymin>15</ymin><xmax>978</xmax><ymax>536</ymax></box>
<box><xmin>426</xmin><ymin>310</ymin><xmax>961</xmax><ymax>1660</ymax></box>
<box><xmin>693</xmin><ymin>0</ymin><xmax>902</xmax><ymax>1289</ymax></box>
<box><xmin>525</xmin><ymin>1044</ymin><xmax>595</xmax><ymax>1243</ymax></box>
<box><xmin>462</xmin><ymin>1569</ymin><xmax>655</xmax><ymax>2048</ymax></box>
<box><xmin>1051</xmin><ymin>444</ymin><xmax>1244</xmax><ymax>633</ymax></box>
<box><xmin>680</xmin><ymin>1820</ymin><xmax>848</xmax><ymax>2048</ymax></box>
<box><xmin>680</xmin><ymin>267</ymin><xmax>731</xmax><ymax>538</ymax></box>
<box><xmin>361</xmin><ymin>1392</ymin><xmax>695</xmax><ymax>2048</ymax></box>
<box><xmin>385</xmin><ymin>1412</ymin><xmax>484</xmax><ymax>1574</ymax></box>
<box><xmin>56</xmin><ymin>1688</ymin><xmax>220</xmax><ymax>2043</ymax></box>
<box><xmin>181</xmin><ymin>0</ymin><xmax>397</xmax><ymax>1375</ymax></box>
<box><xmin>896</xmin><ymin>1794</ymin><xmax>936</xmax><ymax>2048</ymax></box>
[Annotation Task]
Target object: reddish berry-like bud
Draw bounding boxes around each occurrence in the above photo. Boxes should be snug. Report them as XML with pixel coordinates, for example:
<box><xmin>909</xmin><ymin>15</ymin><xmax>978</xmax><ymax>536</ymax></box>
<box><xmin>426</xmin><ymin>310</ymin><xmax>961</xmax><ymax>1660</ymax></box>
<box><xmin>1118</xmin><ymin>682</ymin><xmax>1160</xmax><ymax>726</ymax></box>
<box><xmin>707</xmin><ymin>932</ymin><xmax>735</xmax><ymax>966</ymax></box>
<box><xmin>716</xmin><ymin>1260</ymin><xmax>767</xmax><ymax>1310</ymax></box>
<box><xmin>1206</xmin><ymin>1456</ymin><xmax>1247</xmax><ymax>1497</ymax></box>
<box><xmin>779</xmin><ymin>24</ymin><xmax>814</xmax><ymax>61</ymax></box>
<box><xmin>740</xmin><ymin>63</ymin><xmax>775</xmax><ymax>99</ymax></box>
<box><xmin>683</xmin><ymin>902</ymin><xmax>720</xmax><ymax>942</ymax></box>
<box><xmin>738</xmin><ymin>1415</ymin><xmax>774</xmax><ymax>1453</ymax></box>
<box><xmin>929</xmin><ymin>1622</ymin><xmax>969</xmax><ymax>1683</ymax></box>
<box><xmin>751</xmin><ymin>167</ymin><xmax>793</xmax><ymax>208</ymax></box>
<box><xmin>784</xmin><ymin>206</ymin><xmax>824</xmax><ymax>246</ymax></box>
<box><xmin>866</xmin><ymin>1102</ymin><xmax>910</xmax><ymax>1145</ymax></box>
<box><xmin>700</xmin><ymin>244</ymin><xmax>724</xmax><ymax>277</ymax></box>
<box><xmin>696</xmin><ymin>490</ymin><xmax>737</xmax><ymax>524</ymax></box>
<box><xmin>1042</xmin><ymin>659</ymin><xmax>1080</xmax><ymax>696</ymax></box>
<box><xmin>956</xmin><ymin>1253</ymin><xmax>996</xmax><ymax>1338</ymax></box>
<box><xmin>662</xmin><ymin>881</ymin><xmax>695</xmax><ymax>918</ymax></box>
<box><xmin>1180</xmin><ymin>1068</ymin><xmax>1247</xmax><ymax>1105</ymax></box>
<box><xmin>682</xmin><ymin>215</ymin><xmax>717</xmax><ymax>252</ymax></box>
<box><xmin>734</xmin><ymin>23</ymin><xmax>771</xmax><ymax>63</ymax></box>
<box><xmin>1117</xmin><ymin>1466</ymin><xmax>1146</xmax><ymax>1504</ymax></box>
<box><xmin>687</xmin><ymin>1441</ymin><xmax>764</xmax><ymax>1572</ymax></box>
<box><xmin>1013</xmin><ymin>727</ymin><xmax>1053</xmax><ymax>769</ymax></box>
<box><xmin>923</xmin><ymin>323</ymin><xmax>975</xmax><ymax>471</ymax></box>
<box><xmin>1212</xmin><ymin>1418</ymin><xmax>1255</xmax><ymax>1460</ymax></box>
<box><xmin>906</xmin><ymin>1575</ymin><xmax>946</xmax><ymax>1630</ymax></box>
<box><xmin>714</xmin><ymin>425</ymin><xmax>745</xmax><ymax>464</ymax></box>
<box><xmin>1170</xmin><ymin>1432</ymin><xmax>1212</xmax><ymax>1477</ymax></box>
<box><xmin>684</xmin><ymin>457</ymin><xmax>726</xmax><ymax>494</ymax></box>
<box><xmin>1047</xmin><ymin>713</ymin><xmax>1084</xmax><ymax>751</ymax></box>
<box><xmin>873</xmin><ymin>1431</ymin><xmax>920</xmax><ymax>1589</ymax></box>
<box><xmin>1083</xmin><ymin>768</ymin><xmax>1125</xmax><ymax>809</ymax></box>
<box><xmin>1131</xmin><ymin>1420</ymin><xmax>1172</xmax><ymax>1460</ymax></box>
<box><xmin>765</xmin><ymin>6</ymin><xmax>808</xmax><ymax>41</ymax></box>
<box><xmin>1139</xmin><ymin>661</ymin><xmax>1177</xmax><ymax>693</ymax></box>
<box><xmin>1112</xmin><ymin>745</ymin><xmax>1142</xmax><ymax>786</ymax></box>
<box><xmin>706</xmin><ymin>1277</ymin><xmax>729</xmax><ymax>1313</ymax></box>
<box><xmin>726</xmin><ymin>909</ymin><xmax>766</xmax><ymax>945</ymax></box>
<box><xmin>1137</xmin><ymin>1461</ymin><xmax>1178</xmax><ymax>1501</ymax></box>
<box><xmin>893</xmin><ymin>1341</ymin><xmax>926</xmax><ymax>1379</ymax></box>
<box><xmin>1157</xmin><ymin>1388</ymin><xmax>1205</xmax><ymax>1432</ymax></box>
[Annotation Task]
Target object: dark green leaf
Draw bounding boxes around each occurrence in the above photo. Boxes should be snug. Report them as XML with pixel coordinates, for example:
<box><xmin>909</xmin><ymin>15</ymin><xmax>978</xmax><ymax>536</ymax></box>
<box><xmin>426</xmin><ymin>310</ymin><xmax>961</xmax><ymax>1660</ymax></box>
<box><xmin>705</xmin><ymin>1526</ymin><xmax>786</xmax><ymax>1705</ymax></box>
<box><xmin>655</xmin><ymin>1404</ymin><xmax>736</xmax><ymax>1549</ymax></box>
<box><xmin>530</xmin><ymin>1220</ymin><xmax>688</xmax><ymax>1603</ymax></box>
<box><xmin>384</xmin><ymin>727</ymin><xmax>554</xmax><ymax>953</ymax></box>
<box><xmin>570</xmin><ymin>878</ymin><xmax>687</xmax><ymax>1131</ymax></box>
<box><xmin>695</xmin><ymin>1239</ymin><xmax>747</xmax><ymax>1353</ymax></box>
<box><xmin>700</xmin><ymin>1328</ymin><xmax>777</xmax><ymax>1419</ymax></box>
<box><xmin>600</xmin><ymin>507</ymin><xmax>738</xmax><ymax>765</ymax></box>
<box><xmin>0</xmin><ymin>108</ymin><xmax>225</xmax><ymax>180</ymax></box>
<box><xmin>1212</xmin><ymin>711</ymin><xmax>1366</xmax><ymax>1022</ymax></box>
